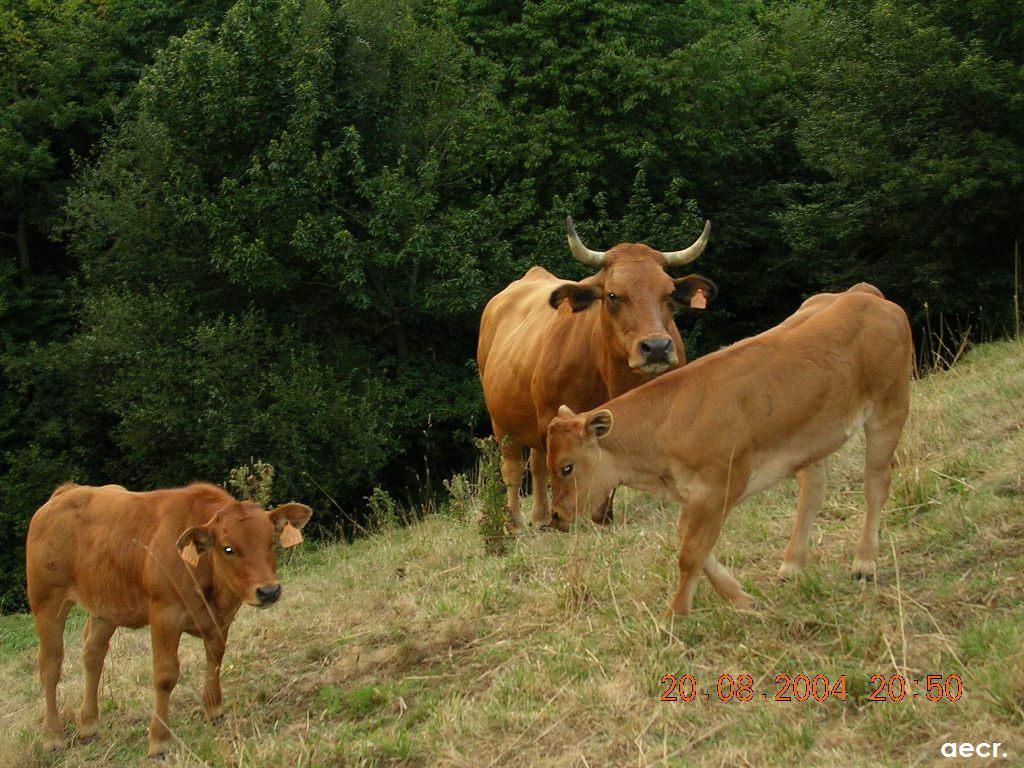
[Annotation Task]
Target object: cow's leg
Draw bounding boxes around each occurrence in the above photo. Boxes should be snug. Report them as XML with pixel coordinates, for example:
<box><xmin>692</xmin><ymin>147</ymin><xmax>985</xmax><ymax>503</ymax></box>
<box><xmin>148</xmin><ymin>614</ymin><xmax>182</xmax><ymax>757</ymax></box>
<box><xmin>703</xmin><ymin>553</ymin><xmax>756</xmax><ymax>609</ymax></box>
<box><xmin>498</xmin><ymin>437</ymin><xmax>527</xmax><ymax>533</ymax></box>
<box><xmin>33</xmin><ymin>593</ymin><xmax>71</xmax><ymax>749</ymax></box>
<box><xmin>779</xmin><ymin>460</ymin><xmax>827</xmax><ymax>578</ymax></box>
<box><xmin>528</xmin><ymin>448</ymin><xmax>552</xmax><ymax>527</ymax></box>
<box><xmin>201</xmin><ymin>629</ymin><xmax>229</xmax><ymax>722</ymax></box>
<box><xmin>667</xmin><ymin>500</ymin><xmax>728</xmax><ymax>616</ymax></box>
<box><xmin>79</xmin><ymin>616</ymin><xmax>117</xmax><ymax>741</ymax></box>
<box><xmin>853</xmin><ymin>411</ymin><xmax>905</xmax><ymax>579</ymax></box>
<box><xmin>592</xmin><ymin>488</ymin><xmax>615</xmax><ymax>525</ymax></box>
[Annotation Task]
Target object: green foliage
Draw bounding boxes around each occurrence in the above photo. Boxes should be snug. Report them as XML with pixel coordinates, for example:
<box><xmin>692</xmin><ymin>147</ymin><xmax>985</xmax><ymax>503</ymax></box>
<box><xmin>227</xmin><ymin>459</ymin><xmax>275</xmax><ymax>506</ymax></box>
<box><xmin>474</xmin><ymin>437</ymin><xmax>508</xmax><ymax>556</ymax></box>
<box><xmin>367</xmin><ymin>487</ymin><xmax>401</xmax><ymax>531</ymax></box>
<box><xmin>2</xmin><ymin>0</ymin><xmax>1023</xmax><ymax>607</ymax></box>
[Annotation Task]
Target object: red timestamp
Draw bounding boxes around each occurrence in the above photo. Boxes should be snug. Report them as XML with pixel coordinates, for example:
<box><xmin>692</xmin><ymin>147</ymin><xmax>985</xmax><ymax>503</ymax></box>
<box><xmin>866</xmin><ymin>673</ymin><xmax>963</xmax><ymax>702</ymax></box>
<box><xmin>660</xmin><ymin>673</ymin><xmax>848</xmax><ymax>703</ymax></box>
<box><xmin>659</xmin><ymin>673</ymin><xmax>964</xmax><ymax>703</ymax></box>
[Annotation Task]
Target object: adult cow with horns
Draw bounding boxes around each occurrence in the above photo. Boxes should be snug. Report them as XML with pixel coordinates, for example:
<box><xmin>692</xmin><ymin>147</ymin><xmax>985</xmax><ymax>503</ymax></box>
<box><xmin>478</xmin><ymin>216</ymin><xmax>716</xmax><ymax>532</ymax></box>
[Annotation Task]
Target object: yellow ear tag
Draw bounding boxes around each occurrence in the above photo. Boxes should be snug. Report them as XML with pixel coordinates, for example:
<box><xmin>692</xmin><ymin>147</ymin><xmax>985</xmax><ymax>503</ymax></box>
<box><xmin>180</xmin><ymin>543</ymin><xmax>200</xmax><ymax>567</ymax></box>
<box><xmin>280</xmin><ymin>522</ymin><xmax>303</xmax><ymax>548</ymax></box>
<box><xmin>689</xmin><ymin>288</ymin><xmax>707</xmax><ymax>309</ymax></box>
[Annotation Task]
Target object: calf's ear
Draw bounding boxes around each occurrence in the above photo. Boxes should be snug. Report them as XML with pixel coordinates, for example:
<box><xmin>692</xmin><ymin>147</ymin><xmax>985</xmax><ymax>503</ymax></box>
<box><xmin>177</xmin><ymin>526</ymin><xmax>214</xmax><ymax>567</ymax></box>
<box><xmin>268</xmin><ymin>503</ymin><xmax>313</xmax><ymax>548</ymax></box>
<box><xmin>585</xmin><ymin>410</ymin><xmax>613</xmax><ymax>440</ymax></box>
<box><xmin>672</xmin><ymin>275</ymin><xmax>717</xmax><ymax>309</ymax></box>
<box><xmin>549</xmin><ymin>281</ymin><xmax>601</xmax><ymax>312</ymax></box>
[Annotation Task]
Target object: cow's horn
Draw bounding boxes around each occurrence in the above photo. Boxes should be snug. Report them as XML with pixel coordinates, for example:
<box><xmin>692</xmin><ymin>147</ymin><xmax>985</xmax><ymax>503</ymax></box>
<box><xmin>662</xmin><ymin>220</ymin><xmax>711</xmax><ymax>266</ymax></box>
<box><xmin>566</xmin><ymin>216</ymin><xmax>606</xmax><ymax>267</ymax></box>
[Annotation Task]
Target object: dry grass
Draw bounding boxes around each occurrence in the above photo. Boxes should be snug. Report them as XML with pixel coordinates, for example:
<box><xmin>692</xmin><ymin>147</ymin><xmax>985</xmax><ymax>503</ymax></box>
<box><xmin>1</xmin><ymin>340</ymin><xmax>1022</xmax><ymax>767</ymax></box>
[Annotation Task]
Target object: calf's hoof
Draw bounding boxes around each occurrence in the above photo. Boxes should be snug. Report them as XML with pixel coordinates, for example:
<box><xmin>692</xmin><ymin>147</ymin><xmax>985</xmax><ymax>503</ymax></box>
<box><xmin>777</xmin><ymin>561</ymin><xmax>802</xmax><ymax>580</ymax></box>
<box><xmin>733</xmin><ymin>593</ymin><xmax>760</xmax><ymax>611</ymax></box>
<box><xmin>851</xmin><ymin>559</ymin><xmax>876</xmax><ymax>581</ymax></box>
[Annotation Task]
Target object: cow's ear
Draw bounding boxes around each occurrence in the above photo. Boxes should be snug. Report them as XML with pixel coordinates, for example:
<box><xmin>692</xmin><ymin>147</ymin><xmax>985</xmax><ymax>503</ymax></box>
<box><xmin>268</xmin><ymin>503</ymin><xmax>313</xmax><ymax>548</ymax></box>
<box><xmin>549</xmin><ymin>281</ymin><xmax>601</xmax><ymax>312</ymax></box>
<box><xmin>177</xmin><ymin>526</ymin><xmax>214</xmax><ymax>566</ymax></box>
<box><xmin>584</xmin><ymin>410</ymin><xmax>613</xmax><ymax>441</ymax></box>
<box><xmin>672</xmin><ymin>275</ymin><xmax>717</xmax><ymax>309</ymax></box>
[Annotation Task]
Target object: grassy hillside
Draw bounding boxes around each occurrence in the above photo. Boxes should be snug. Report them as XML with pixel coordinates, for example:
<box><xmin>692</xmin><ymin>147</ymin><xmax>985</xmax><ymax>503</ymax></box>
<box><xmin>1</xmin><ymin>340</ymin><xmax>1022</xmax><ymax>767</ymax></box>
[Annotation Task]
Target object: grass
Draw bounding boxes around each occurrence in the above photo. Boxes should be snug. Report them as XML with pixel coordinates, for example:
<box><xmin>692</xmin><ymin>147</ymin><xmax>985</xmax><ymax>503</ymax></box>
<box><xmin>1</xmin><ymin>339</ymin><xmax>1023</xmax><ymax>767</ymax></box>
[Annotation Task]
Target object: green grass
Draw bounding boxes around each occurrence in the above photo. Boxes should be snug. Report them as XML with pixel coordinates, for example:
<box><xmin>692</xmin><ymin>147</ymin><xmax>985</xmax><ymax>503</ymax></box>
<box><xmin>1</xmin><ymin>339</ymin><xmax>1023</xmax><ymax>766</ymax></box>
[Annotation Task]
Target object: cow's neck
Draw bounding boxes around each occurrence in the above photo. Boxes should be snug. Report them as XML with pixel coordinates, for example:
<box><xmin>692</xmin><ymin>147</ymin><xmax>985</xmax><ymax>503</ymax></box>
<box><xmin>597</xmin><ymin>403</ymin><xmax>675</xmax><ymax>499</ymax></box>
<box><xmin>190</xmin><ymin>564</ymin><xmax>243</xmax><ymax>629</ymax></box>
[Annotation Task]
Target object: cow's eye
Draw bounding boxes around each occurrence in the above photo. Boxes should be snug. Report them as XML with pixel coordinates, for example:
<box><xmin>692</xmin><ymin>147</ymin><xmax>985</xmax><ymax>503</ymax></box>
<box><xmin>560</xmin><ymin>464</ymin><xmax>573</xmax><ymax>477</ymax></box>
<box><xmin>223</xmin><ymin>546</ymin><xmax>235</xmax><ymax>555</ymax></box>
<box><xmin>606</xmin><ymin>292</ymin><xmax>619</xmax><ymax>303</ymax></box>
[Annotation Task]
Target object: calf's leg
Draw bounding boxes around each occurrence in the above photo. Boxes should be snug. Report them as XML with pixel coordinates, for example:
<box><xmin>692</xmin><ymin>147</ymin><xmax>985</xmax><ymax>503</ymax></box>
<box><xmin>148</xmin><ymin>615</ymin><xmax>182</xmax><ymax>757</ymax></box>
<box><xmin>202</xmin><ymin>629</ymin><xmax>229</xmax><ymax>722</ymax></box>
<box><xmin>668</xmin><ymin>501</ymin><xmax>727</xmax><ymax>616</ymax></box>
<box><xmin>703</xmin><ymin>553</ymin><xmax>756</xmax><ymax>609</ymax></box>
<box><xmin>854</xmin><ymin>411</ymin><xmax>906</xmax><ymax>579</ymax></box>
<box><xmin>79</xmin><ymin>616</ymin><xmax>117</xmax><ymax>740</ymax></box>
<box><xmin>779</xmin><ymin>460</ymin><xmax>827</xmax><ymax>578</ymax></box>
<box><xmin>33</xmin><ymin>593</ymin><xmax>72</xmax><ymax>749</ymax></box>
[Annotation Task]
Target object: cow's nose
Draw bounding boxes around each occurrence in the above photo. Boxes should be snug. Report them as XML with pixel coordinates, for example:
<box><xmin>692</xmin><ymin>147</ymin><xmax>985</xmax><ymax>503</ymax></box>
<box><xmin>256</xmin><ymin>584</ymin><xmax>281</xmax><ymax>605</ymax></box>
<box><xmin>638</xmin><ymin>337</ymin><xmax>673</xmax><ymax>363</ymax></box>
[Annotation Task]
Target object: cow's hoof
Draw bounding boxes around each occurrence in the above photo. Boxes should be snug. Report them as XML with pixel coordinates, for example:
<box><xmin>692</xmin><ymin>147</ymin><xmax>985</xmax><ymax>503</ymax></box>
<box><xmin>78</xmin><ymin>717</ymin><xmax>99</xmax><ymax>741</ymax></box>
<box><xmin>851</xmin><ymin>560</ymin><xmax>876</xmax><ymax>581</ymax></box>
<box><xmin>43</xmin><ymin>734</ymin><xmax>64</xmax><ymax>751</ymax></box>
<box><xmin>147</xmin><ymin>740</ymin><xmax>170</xmax><ymax>759</ymax></box>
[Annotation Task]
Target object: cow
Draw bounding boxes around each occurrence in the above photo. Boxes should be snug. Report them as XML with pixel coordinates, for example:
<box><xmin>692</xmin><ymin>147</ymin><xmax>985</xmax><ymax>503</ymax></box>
<box><xmin>25</xmin><ymin>482</ymin><xmax>312</xmax><ymax>756</ymax></box>
<box><xmin>545</xmin><ymin>284</ymin><xmax>912</xmax><ymax>615</ymax></box>
<box><xmin>477</xmin><ymin>216</ymin><xmax>716</xmax><ymax>532</ymax></box>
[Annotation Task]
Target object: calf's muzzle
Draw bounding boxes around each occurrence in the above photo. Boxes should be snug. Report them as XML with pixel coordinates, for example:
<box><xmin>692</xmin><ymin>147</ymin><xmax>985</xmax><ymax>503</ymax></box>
<box><xmin>255</xmin><ymin>583</ymin><xmax>282</xmax><ymax>606</ymax></box>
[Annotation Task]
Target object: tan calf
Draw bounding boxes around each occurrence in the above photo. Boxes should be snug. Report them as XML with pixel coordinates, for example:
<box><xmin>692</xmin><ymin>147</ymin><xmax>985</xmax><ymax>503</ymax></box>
<box><xmin>545</xmin><ymin>284</ymin><xmax>912</xmax><ymax>615</ymax></box>
<box><xmin>25</xmin><ymin>482</ymin><xmax>311</xmax><ymax>755</ymax></box>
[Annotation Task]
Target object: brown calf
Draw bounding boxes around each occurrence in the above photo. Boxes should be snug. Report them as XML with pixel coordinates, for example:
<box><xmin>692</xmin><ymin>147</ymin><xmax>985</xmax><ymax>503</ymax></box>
<box><xmin>546</xmin><ymin>284</ymin><xmax>912</xmax><ymax>615</ymax></box>
<box><xmin>25</xmin><ymin>482</ymin><xmax>311</xmax><ymax>755</ymax></box>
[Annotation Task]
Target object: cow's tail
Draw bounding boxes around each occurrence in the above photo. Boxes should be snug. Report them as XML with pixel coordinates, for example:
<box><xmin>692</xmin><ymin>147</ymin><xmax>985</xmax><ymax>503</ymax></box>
<box><xmin>848</xmin><ymin>282</ymin><xmax>884</xmax><ymax>299</ymax></box>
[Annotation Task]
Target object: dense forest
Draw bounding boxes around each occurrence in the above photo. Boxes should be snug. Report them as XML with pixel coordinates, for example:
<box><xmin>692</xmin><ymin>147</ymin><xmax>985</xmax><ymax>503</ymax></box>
<box><xmin>2</xmin><ymin>0</ymin><xmax>1022</xmax><ymax>608</ymax></box>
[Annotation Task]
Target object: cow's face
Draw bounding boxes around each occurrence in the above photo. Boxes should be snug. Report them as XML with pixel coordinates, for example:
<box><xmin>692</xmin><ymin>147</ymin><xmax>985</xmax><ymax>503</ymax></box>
<box><xmin>550</xmin><ymin>219</ymin><xmax>716</xmax><ymax>374</ymax></box>
<box><xmin>177</xmin><ymin>502</ymin><xmax>312</xmax><ymax>607</ymax></box>
<box><xmin>545</xmin><ymin>406</ymin><xmax>616</xmax><ymax>530</ymax></box>
<box><xmin>551</xmin><ymin>254</ymin><xmax>716</xmax><ymax>373</ymax></box>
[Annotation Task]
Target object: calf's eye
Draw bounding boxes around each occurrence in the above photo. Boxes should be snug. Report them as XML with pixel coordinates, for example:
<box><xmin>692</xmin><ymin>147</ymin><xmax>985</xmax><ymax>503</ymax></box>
<box><xmin>560</xmin><ymin>464</ymin><xmax>573</xmax><ymax>477</ymax></box>
<box><xmin>223</xmin><ymin>546</ymin><xmax>235</xmax><ymax>555</ymax></box>
<box><xmin>606</xmin><ymin>292</ymin><xmax>619</xmax><ymax>303</ymax></box>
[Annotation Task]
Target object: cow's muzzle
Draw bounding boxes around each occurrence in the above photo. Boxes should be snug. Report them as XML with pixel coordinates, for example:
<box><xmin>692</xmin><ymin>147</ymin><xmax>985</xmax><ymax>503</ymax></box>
<box><xmin>636</xmin><ymin>336</ymin><xmax>675</xmax><ymax>368</ymax></box>
<box><xmin>255</xmin><ymin>583</ymin><xmax>282</xmax><ymax>606</ymax></box>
